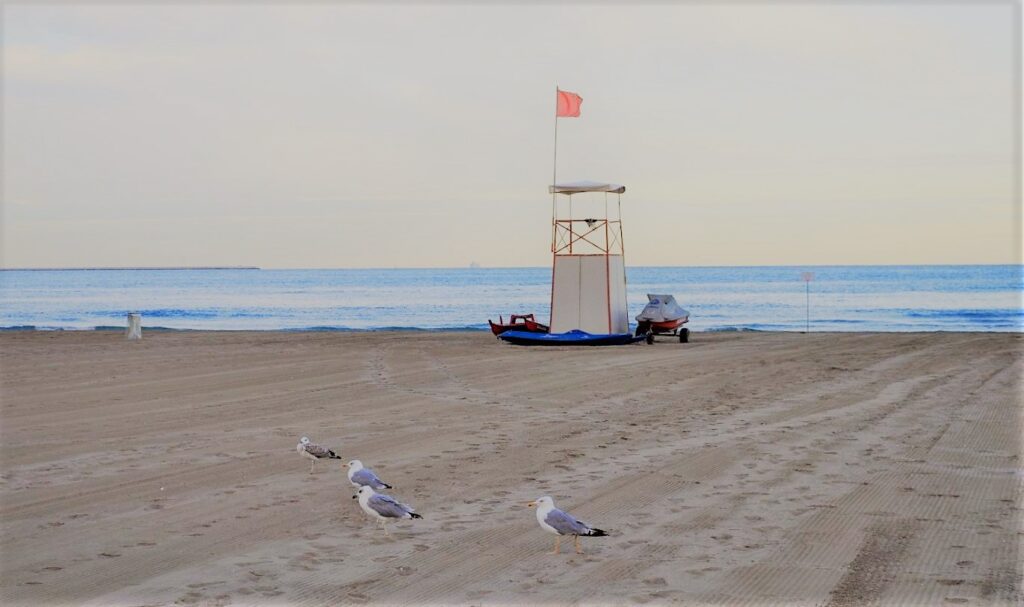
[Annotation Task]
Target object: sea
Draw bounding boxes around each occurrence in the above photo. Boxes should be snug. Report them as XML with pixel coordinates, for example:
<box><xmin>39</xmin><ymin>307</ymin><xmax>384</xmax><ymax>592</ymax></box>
<box><xmin>0</xmin><ymin>265</ymin><xmax>1021</xmax><ymax>333</ymax></box>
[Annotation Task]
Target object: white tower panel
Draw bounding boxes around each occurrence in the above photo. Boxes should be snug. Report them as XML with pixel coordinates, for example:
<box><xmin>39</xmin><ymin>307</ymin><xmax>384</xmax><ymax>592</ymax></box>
<box><xmin>551</xmin><ymin>254</ymin><xmax>628</xmax><ymax>334</ymax></box>
<box><xmin>606</xmin><ymin>255</ymin><xmax>629</xmax><ymax>334</ymax></box>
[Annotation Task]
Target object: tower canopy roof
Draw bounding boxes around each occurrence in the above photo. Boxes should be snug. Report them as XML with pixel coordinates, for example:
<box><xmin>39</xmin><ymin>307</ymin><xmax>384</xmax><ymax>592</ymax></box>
<box><xmin>549</xmin><ymin>180</ymin><xmax>625</xmax><ymax>195</ymax></box>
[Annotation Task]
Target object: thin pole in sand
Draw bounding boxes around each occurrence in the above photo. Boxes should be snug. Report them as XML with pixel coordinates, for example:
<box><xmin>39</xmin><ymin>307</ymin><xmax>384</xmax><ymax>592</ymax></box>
<box><xmin>801</xmin><ymin>272</ymin><xmax>815</xmax><ymax>333</ymax></box>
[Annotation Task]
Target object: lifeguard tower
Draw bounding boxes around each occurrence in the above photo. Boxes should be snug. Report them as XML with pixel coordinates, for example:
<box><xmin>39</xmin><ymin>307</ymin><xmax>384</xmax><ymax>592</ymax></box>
<box><xmin>548</xmin><ymin>180</ymin><xmax>629</xmax><ymax>335</ymax></box>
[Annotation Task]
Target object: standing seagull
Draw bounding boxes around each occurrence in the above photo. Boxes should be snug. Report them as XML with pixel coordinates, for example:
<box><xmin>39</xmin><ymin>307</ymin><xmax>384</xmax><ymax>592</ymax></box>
<box><xmin>527</xmin><ymin>496</ymin><xmax>608</xmax><ymax>554</ymax></box>
<box><xmin>296</xmin><ymin>436</ymin><xmax>341</xmax><ymax>474</ymax></box>
<box><xmin>353</xmin><ymin>486</ymin><xmax>421</xmax><ymax>536</ymax></box>
<box><xmin>345</xmin><ymin>459</ymin><xmax>393</xmax><ymax>490</ymax></box>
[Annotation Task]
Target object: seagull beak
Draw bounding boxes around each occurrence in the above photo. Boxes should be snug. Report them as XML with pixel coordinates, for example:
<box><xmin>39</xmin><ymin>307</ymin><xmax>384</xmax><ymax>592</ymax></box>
<box><xmin>526</xmin><ymin>501</ymin><xmax>536</xmax><ymax>508</ymax></box>
<box><xmin>352</xmin><ymin>494</ymin><xmax>358</xmax><ymax>500</ymax></box>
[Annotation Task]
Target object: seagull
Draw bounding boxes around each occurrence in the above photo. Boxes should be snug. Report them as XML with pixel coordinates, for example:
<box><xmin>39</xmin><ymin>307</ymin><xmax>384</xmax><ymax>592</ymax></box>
<box><xmin>345</xmin><ymin>459</ymin><xmax>393</xmax><ymax>490</ymax></box>
<box><xmin>296</xmin><ymin>436</ymin><xmax>341</xmax><ymax>474</ymax></box>
<box><xmin>353</xmin><ymin>486</ymin><xmax>421</xmax><ymax>536</ymax></box>
<box><xmin>527</xmin><ymin>496</ymin><xmax>608</xmax><ymax>554</ymax></box>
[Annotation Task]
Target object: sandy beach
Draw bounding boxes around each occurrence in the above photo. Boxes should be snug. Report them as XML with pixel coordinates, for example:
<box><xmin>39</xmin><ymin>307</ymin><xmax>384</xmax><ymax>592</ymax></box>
<box><xmin>1</xmin><ymin>330</ymin><xmax>1020</xmax><ymax>606</ymax></box>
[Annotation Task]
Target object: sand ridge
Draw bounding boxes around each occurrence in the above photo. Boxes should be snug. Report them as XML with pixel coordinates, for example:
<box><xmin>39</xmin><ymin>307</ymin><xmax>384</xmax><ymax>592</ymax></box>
<box><xmin>0</xmin><ymin>330</ymin><xmax>1021</xmax><ymax>605</ymax></box>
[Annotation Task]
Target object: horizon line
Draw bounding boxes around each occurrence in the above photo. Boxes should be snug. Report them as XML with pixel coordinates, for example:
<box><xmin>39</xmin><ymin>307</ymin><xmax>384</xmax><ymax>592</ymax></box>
<box><xmin>1</xmin><ymin>262</ymin><xmax>1021</xmax><ymax>272</ymax></box>
<box><xmin>0</xmin><ymin>266</ymin><xmax>261</xmax><ymax>271</ymax></box>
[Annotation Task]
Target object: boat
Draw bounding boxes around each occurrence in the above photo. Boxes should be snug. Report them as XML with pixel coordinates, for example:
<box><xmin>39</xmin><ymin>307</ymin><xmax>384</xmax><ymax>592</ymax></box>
<box><xmin>488</xmin><ymin>314</ymin><xmax>549</xmax><ymax>336</ymax></box>
<box><xmin>498</xmin><ymin>329</ymin><xmax>647</xmax><ymax>346</ymax></box>
<box><xmin>634</xmin><ymin>294</ymin><xmax>691</xmax><ymax>343</ymax></box>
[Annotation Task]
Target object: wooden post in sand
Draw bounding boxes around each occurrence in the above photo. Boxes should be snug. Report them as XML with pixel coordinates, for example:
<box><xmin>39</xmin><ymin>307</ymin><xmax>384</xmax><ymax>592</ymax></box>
<box><xmin>126</xmin><ymin>312</ymin><xmax>142</xmax><ymax>340</ymax></box>
<box><xmin>801</xmin><ymin>272</ymin><xmax>814</xmax><ymax>333</ymax></box>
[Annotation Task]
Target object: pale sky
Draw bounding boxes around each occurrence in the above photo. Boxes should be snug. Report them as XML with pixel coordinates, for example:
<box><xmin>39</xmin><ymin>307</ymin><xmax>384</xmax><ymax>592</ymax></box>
<box><xmin>2</xmin><ymin>2</ymin><xmax>1019</xmax><ymax>268</ymax></box>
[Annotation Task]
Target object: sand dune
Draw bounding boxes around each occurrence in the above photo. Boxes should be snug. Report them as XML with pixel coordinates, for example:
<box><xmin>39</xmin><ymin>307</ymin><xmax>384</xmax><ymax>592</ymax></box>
<box><xmin>1</xmin><ymin>331</ymin><xmax>1021</xmax><ymax>605</ymax></box>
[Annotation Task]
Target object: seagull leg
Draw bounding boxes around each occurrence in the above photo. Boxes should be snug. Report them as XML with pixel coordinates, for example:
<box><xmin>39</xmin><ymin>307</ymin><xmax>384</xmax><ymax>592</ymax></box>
<box><xmin>309</xmin><ymin>459</ymin><xmax>315</xmax><ymax>474</ymax></box>
<box><xmin>382</xmin><ymin>522</ymin><xmax>390</xmax><ymax>537</ymax></box>
<box><xmin>574</xmin><ymin>535</ymin><xmax>584</xmax><ymax>555</ymax></box>
<box><xmin>550</xmin><ymin>536</ymin><xmax>561</xmax><ymax>555</ymax></box>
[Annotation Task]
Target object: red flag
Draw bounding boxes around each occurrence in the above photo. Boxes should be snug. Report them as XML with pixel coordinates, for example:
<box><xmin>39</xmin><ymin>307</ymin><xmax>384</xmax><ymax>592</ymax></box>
<box><xmin>556</xmin><ymin>89</ymin><xmax>582</xmax><ymax>117</ymax></box>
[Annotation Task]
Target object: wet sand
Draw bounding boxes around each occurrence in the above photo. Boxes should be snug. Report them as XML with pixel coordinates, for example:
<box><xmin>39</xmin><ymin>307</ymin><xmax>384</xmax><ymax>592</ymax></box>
<box><xmin>1</xmin><ymin>330</ymin><xmax>1021</xmax><ymax>606</ymax></box>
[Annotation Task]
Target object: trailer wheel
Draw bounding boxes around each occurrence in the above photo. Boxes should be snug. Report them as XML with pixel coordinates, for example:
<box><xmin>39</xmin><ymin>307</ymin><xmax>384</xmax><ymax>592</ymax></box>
<box><xmin>646</xmin><ymin>332</ymin><xmax>655</xmax><ymax>345</ymax></box>
<box><xmin>679</xmin><ymin>328</ymin><xmax>690</xmax><ymax>343</ymax></box>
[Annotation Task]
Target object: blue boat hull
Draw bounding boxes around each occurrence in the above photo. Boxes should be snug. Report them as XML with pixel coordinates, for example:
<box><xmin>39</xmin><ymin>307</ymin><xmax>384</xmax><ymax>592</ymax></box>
<box><xmin>498</xmin><ymin>329</ymin><xmax>647</xmax><ymax>346</ymax></box>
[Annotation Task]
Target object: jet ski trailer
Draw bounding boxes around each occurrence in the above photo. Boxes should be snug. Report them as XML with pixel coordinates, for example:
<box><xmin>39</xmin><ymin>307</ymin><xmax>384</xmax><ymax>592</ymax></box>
<box><xmin>634</xmin><ymin>294</ymin><xmax>690</xmax><ymax>343</ymax></box>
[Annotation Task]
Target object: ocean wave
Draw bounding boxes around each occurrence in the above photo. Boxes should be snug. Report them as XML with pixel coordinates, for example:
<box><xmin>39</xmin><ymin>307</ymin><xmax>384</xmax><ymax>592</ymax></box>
<box><xmin>0</xmin><ymin>325</ymin><xmax>193</xmax><ymax>331</ymax></box>
<box><xmin>285</xmin><ymin>325</ymin><xmax>488</xmax><ymax>332</ymax></box>
<box><xmin>0</xmin><ymin>325</ymin><xmax>496</xmax><ymax>332</ymax></box>
<box><xmin>903</xmin><ymin>309</ymin><xmax>1023</xmax><ymax>321</ymax></box>
<box><xmin>93</xmin><ymin>325</ymin><xmax>185</xmax><ymax>331</ymax></box>
<box><xmin>2</xmin><ymin>266</ymin><xmax>1020</xmax><ymax>333</ymax></box>
<box><xmin>93</xmin><ymin>308</ymin><xmax>276</xmax><ymax>319</ymax></box>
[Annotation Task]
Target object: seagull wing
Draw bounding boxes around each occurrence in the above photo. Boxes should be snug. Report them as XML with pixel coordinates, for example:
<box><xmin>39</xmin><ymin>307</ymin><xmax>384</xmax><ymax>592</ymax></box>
<box><xmin>368</xmin><ymin>494</ymin><xmax>413</xmax><ymax>519</ymax></box>
<box><xmin>352</xmin><ymin>469</ymin><xmax>385</xmax><ymax>488</ymax></box>
<box><xmin>303</xmin><ymin>442</ymin><xmax>335</xmax><ymax>459</ymax></box>
<box><xmin>544</xmin><ymin>508</ymin><xmax>592</xmax><ymax>536</ymax></box>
